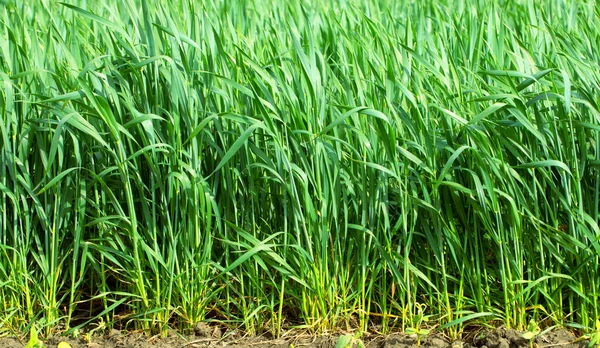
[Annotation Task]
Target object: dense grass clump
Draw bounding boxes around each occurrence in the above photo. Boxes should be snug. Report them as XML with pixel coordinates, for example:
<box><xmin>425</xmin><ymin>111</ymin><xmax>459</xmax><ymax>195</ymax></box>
<box><xmin>1</xmin><ymin>0</ymin><xmax>600</xmax><ymax>338</ymax></box>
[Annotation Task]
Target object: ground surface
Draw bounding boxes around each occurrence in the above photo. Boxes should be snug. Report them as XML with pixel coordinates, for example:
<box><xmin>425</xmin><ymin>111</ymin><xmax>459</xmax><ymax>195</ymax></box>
<box><xmin>0</xmin><ymin>327</ymin><xmax>589</xmax><ymax>348</ymax></box>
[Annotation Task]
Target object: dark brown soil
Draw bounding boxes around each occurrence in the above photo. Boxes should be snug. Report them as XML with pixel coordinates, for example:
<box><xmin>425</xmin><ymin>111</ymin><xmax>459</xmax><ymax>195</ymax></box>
<box><xmin>0</xmin><ymin>327</ymin><xmax>590</xmax><ymax>348</ymax></box>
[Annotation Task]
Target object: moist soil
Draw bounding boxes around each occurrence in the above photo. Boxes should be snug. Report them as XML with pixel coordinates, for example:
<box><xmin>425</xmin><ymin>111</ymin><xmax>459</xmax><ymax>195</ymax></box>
<box><xmin>0</xmin><ymin>327</ymin><xmax>589</xmax><ymax>348</ymax></box>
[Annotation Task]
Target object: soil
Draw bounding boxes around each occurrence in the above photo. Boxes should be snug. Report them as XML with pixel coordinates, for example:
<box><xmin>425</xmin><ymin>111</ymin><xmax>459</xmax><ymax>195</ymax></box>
<box><xmin>0</xmin><ymin>327</ymin><xmax>590</xmax><ymax>348</ymax></box>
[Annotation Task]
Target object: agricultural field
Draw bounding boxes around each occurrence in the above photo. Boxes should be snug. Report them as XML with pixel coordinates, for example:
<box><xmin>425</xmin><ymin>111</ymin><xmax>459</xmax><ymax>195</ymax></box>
<box><xmin>1</xmin><ymin>0</ymin><xmax>600</xmax><ymax>346</ymax></box>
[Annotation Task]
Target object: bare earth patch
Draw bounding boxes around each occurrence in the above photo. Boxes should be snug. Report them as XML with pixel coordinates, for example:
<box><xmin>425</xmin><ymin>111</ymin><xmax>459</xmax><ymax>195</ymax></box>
<box><xmin>0</xmin><ymin>328</ymin><xmax>590</xmax><ymax>348</ymax></box>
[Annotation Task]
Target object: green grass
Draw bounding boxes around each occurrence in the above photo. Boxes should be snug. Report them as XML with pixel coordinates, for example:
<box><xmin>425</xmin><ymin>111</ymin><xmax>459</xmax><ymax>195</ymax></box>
<box><xmin>1</xmin><ymin>0</ymin><xmax>600</xmax><ymax>340</ymax></box>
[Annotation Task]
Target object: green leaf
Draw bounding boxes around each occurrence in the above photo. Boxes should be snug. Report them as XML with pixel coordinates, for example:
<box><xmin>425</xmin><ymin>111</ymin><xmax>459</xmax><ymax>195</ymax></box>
<box><xmin>336</xmin><ymin>335</ymin><xmax>353</xmax><ymax>348</ymax></box>
<box><xmin>439</xmin><ymin>312</ymin><xmax>498</xmax><ymax>329</ymax></box>
<box><xmin>588</xmin><ymin>333</ymin><xmax>600</xmax><ymax>348</ymax></box>
<box><xmin>513</xmin><ymin>160</ymin><xmax>572</xmax><ymax>176</ymax></box>
<box><xmin>37</xmin><ymin>167</ymin><xmax>79</xmax><ymax>194</ymax></box>
<box><xmin>208</xmin><ymin>122</ymin><xmax>264</xmax><ymax>176</ymax></box>
<box><xmin>25</xmin><ymin>326</ymin><xmax>44</xmax><ymax>348</ymax></box>
<box><xmin>60</xmin><ymin>3</ymin><xmax>128</xmax><ymax>37</ymax></box>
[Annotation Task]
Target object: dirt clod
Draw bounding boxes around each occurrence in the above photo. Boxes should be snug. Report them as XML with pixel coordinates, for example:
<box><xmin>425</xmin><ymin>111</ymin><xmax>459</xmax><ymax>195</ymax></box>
<box><xmin>194</xmin><ymin>323</ymin><xmax>212</xmax><ymax>338</ymax></box>
<box><xmin>385</xmin><ymin>333</ymin><xmax>450</xmax><ymax>348</ymax></box>
<box><xmin>469</xmin><ymin>328</ymin><xmax>585</xmax><ymax>348</ymax></box>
